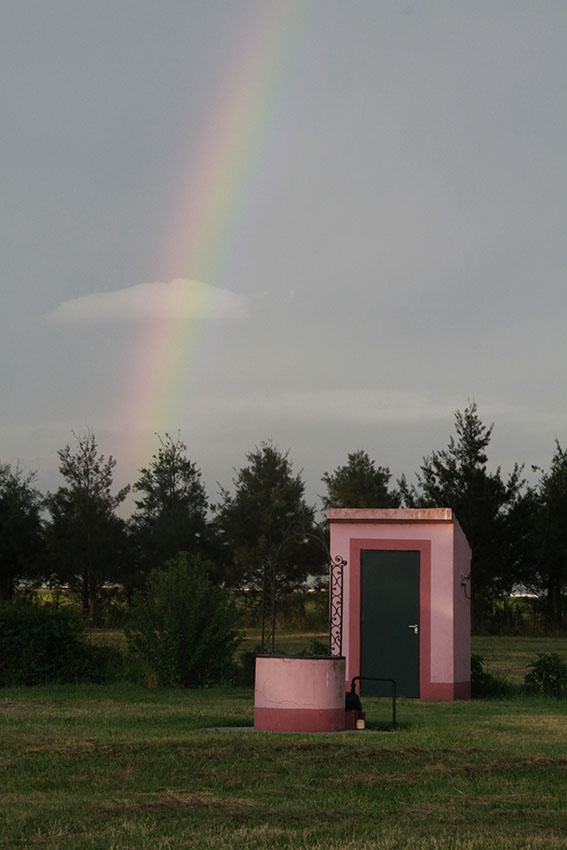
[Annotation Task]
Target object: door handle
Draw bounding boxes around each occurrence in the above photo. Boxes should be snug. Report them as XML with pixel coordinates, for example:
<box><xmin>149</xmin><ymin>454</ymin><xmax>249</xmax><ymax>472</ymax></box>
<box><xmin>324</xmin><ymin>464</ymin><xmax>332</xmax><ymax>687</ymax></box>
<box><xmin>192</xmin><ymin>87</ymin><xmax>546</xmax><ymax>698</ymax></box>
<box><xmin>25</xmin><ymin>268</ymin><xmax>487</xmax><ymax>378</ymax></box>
<box><xmin>408</xmin><ymin>624</ymin><xmax>419</xmax><ymax>635</ymax></box>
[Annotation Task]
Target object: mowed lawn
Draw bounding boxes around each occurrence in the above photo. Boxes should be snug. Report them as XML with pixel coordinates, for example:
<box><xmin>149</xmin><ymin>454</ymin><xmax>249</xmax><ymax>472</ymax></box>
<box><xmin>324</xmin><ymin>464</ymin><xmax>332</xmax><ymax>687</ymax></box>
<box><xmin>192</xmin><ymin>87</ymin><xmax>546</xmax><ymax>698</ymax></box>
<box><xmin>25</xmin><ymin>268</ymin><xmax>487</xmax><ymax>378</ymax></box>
<box><xmin>1</xmin><ymin>637</ymin><xmax>566</xmax><ymax>850</ymax></box>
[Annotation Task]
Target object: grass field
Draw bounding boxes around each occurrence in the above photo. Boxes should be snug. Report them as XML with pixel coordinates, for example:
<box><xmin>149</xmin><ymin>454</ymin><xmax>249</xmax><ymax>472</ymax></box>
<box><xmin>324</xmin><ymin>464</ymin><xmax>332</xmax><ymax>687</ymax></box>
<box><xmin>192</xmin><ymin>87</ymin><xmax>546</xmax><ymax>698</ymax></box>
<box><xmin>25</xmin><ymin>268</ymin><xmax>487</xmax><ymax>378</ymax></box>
<box><xmin>1</xmin><ymin>636</ymin><xmax>566</xmax><ymax>849</ymax></box>
<box><xmin>471</xmin><ymin>635</ymin><xmax>567</xmax><ymax>687</ymax></box>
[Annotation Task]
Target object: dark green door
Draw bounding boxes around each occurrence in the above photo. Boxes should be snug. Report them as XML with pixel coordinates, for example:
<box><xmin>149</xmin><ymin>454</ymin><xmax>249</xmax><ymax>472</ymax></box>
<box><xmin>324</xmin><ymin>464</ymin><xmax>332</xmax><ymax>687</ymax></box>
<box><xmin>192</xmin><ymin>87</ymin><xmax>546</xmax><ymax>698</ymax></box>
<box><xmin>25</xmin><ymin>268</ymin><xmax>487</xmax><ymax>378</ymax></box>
<box><xmin>360</xmin><ymin>550</ymin><xmax>420</xmax><ymax>697</ymax></box>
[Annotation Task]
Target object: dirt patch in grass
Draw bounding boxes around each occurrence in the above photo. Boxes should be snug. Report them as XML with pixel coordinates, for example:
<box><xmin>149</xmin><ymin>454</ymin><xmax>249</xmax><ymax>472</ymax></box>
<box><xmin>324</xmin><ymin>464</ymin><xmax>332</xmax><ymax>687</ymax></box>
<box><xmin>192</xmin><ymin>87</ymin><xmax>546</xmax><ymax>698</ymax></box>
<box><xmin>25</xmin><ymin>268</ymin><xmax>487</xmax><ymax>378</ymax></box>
<box><xmin>105</xmin><ymin>789</ymin><xmax>264</xmax><ymax>813</ymax></box>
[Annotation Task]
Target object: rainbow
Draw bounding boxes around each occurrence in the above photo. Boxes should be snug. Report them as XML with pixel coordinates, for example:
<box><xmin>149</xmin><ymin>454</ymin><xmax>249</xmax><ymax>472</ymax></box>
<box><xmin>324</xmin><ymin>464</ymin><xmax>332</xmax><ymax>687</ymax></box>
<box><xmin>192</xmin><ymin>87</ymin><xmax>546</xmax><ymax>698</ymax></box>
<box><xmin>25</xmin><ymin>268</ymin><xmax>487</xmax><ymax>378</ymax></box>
<box><xmin>120</xmin><ymin>2</ymin><xmax>308</xmax><ymax>477</ymax></box>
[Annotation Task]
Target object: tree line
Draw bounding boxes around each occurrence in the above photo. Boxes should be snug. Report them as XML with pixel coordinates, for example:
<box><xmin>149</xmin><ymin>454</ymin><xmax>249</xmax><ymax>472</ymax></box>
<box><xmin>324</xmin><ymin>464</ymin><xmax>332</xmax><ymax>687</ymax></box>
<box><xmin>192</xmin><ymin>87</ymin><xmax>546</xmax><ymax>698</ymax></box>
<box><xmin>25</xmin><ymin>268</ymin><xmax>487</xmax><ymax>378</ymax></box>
<box><xmin>1</xmin><ymin>402</ymin><xmax>566</xmax><ymax>632</ymax></box>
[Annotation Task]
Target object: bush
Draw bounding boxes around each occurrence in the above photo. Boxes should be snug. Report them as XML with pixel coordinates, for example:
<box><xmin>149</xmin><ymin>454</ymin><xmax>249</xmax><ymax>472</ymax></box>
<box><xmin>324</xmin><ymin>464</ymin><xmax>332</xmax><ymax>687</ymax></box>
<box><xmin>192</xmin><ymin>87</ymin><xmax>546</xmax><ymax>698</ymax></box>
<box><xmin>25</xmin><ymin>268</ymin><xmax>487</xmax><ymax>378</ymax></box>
<box><xmin>125</xmin><ymin>553</ymin><xmax>241</xmax><ymax>687</ymax></box>
<box><xmin>230</xmin><ymin>645</ymin><xmax>261</xmax><ymax>687</ymax></box>
<box><xmin>0</xmin><ymin>601</ymin><xmax>100</xmax><ymax>686</ymax></box>
<box><xmin>300</xmin><ymin>638</ymin><xmax>331</xmax><ymax>656</ymax></box>
<box><xmin>524</xmin><ymin>652</ymin><xmax>567</xmax><ymax>698</ymax></box>
<box><xmin>470</xmin><ymin>653</ymin><xmax>513</xmax><ymax>698</ymax></box>
<box><xmin>86</xmin><ymin>643</ymin><xmax>129</xmax><ymax>683</ymax></box>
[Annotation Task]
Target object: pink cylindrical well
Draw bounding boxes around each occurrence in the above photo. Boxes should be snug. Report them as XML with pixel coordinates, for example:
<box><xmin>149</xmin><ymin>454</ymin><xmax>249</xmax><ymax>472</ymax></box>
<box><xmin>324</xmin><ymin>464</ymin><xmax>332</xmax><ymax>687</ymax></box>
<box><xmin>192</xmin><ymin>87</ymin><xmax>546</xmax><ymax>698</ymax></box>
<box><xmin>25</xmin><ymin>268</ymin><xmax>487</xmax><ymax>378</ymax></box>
<box><xmin>254</xmin><ymin>656</ymin><xmax>346</xmax><ymax>732</ymax></box>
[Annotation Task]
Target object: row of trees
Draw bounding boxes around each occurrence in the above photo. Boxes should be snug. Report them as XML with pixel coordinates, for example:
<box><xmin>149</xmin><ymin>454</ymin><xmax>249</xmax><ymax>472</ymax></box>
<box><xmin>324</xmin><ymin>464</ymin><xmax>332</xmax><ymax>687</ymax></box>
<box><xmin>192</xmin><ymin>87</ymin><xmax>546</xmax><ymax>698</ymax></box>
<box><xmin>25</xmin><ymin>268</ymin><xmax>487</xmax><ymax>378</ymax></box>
<box><xmin>1</xmin><ymin>403</ymin><xmax>567</xmax><ymax>630</ymax></box>
<box><xmin>0</xmin><ymin>433</ymin><xmax>321</xmax><ymax>619</ymax></box>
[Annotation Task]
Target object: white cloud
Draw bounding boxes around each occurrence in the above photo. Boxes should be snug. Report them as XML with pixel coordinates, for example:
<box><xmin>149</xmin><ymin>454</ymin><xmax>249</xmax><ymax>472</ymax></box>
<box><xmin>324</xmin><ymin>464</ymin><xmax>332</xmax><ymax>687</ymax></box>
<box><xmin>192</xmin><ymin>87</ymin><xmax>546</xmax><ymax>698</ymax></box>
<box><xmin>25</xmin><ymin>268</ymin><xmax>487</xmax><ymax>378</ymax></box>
<box><xmin>48</xmin><ymin>279</ymin><xmax>250</xmax><ymax>323</ymax></box>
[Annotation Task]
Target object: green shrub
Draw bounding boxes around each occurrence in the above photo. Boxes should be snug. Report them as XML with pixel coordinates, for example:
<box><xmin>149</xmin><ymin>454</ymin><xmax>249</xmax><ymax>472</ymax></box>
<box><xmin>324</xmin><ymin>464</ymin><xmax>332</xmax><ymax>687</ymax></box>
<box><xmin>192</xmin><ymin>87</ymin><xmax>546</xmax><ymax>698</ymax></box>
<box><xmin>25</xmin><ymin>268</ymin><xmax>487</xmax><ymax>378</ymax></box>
<box><xmin>125</xmin><ymin>553</ymin><xmax>241</xmax><ymax>688</ymax></box>
<box><xmin>230</xmin><ymin>645</ymin><xmax>261</xmax><ymax>687</ymax></box>
<box><xmin>524</xmin><ymin>652</ymin><xmax>567</xmax><ymax>698</ymax></box>
<box><xmin>300</xmin><ymin>637</ymin><xmax>331</xmax><ymax>656</ymax></box>
<box><xmin>0</xmin><ymin>601</ymin><xmax>99</xmax><ymax>686</ymax></box>
<box><xmin>86</xmin><ymin>643</ymin><xmax>129</xmax><ymax>683</ymax></box>
<box><xmin>470</xmin><ymin>653</ymin><xmax>513</xmax><ymax>698</ymax></box>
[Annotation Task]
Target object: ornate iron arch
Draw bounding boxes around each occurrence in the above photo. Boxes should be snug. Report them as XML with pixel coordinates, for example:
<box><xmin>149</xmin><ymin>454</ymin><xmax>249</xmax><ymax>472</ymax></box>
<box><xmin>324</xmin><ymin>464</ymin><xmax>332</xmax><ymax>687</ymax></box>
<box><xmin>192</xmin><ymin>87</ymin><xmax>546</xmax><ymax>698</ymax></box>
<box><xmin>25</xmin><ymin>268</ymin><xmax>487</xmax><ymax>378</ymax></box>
<box><xmin>260</xmin><ymin>514</ymin><xmax>346</xmax><ymax>656</ymax></box>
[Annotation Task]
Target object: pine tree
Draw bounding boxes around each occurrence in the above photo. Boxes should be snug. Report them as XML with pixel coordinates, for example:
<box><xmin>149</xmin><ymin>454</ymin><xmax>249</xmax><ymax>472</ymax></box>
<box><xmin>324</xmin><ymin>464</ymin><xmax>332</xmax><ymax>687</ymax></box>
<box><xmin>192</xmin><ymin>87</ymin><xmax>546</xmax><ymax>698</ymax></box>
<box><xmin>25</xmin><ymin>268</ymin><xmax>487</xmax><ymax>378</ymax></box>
<box><xmin>402</xmin><ymin>403</ymin><xmax>529</xmax><ymax>629</ymax></box>
<box><xmin>0</xmin><ymin>463</ymin><xmax>44</xmax><ymax>600</ymax></box>
<box><xmin>321</xmin><ymin>450</ymin><xmax>400</xmax><ymax>509</ymax></box>
<box><xmin>131</xmin><ymin>434</ymin><xmax>210</xmax><ymax>580</ymax></box>
<box><xmin>45</xmin><ymin>430</ymin><xmax>130</xmax><ymax>619</ymax></box>
<box><xmin>214</xmin><ymin>442</ymin><xmax>322</xmax><ymax>590</ymax></box>
<box><xmin>532</xmin><ymin>441</ymin><xmax>567</xmax><ymax>629</ymax></box>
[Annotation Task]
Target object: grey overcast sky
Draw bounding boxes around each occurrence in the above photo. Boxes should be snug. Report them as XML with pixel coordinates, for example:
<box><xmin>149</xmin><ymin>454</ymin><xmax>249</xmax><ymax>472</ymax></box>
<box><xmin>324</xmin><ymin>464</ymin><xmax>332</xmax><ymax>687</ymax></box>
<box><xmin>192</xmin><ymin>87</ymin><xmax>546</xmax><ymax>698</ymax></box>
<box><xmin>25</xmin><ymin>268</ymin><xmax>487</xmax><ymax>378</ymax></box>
<box><xmin>2</xmin><ymin>1</ymin><xmax>566</xmax><ymax>512</ymax></box>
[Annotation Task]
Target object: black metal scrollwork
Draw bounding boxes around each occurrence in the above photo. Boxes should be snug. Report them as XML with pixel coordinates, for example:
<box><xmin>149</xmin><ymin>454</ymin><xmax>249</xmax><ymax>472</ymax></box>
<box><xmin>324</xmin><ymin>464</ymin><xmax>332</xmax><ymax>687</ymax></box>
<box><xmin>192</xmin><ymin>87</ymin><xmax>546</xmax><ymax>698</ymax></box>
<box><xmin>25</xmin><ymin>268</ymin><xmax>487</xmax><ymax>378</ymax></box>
<box><xmin>329</xmin><ymin>554</ymin><xmax>346</xmax><ymax>656</ymax></box>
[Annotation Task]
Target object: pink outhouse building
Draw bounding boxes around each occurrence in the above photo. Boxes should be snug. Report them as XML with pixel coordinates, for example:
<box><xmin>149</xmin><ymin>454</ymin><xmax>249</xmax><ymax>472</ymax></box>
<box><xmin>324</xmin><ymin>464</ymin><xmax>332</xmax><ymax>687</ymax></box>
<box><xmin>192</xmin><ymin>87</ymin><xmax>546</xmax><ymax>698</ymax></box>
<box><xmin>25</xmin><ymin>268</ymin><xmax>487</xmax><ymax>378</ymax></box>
<box><xmin>328</xmin><ymin>508</ymin><xmax>472</xmax><ymax>700</ymax></box>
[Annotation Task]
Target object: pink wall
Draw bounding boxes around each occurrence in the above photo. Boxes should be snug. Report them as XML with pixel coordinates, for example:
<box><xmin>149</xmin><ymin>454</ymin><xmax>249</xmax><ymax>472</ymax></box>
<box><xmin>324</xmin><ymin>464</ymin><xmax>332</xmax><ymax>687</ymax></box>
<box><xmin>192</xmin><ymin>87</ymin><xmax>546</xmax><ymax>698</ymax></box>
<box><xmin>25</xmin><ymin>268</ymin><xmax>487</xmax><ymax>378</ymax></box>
<box><xmin>328</xmin><ymin>509</ymin><xmax>471</xmax><ymax>700</ymax></box>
